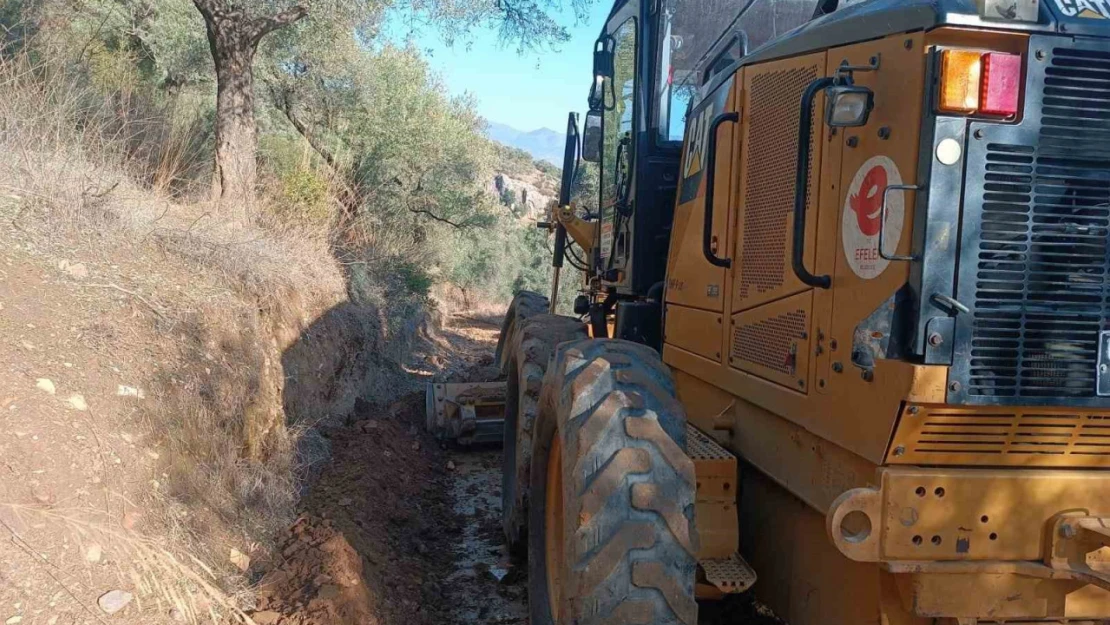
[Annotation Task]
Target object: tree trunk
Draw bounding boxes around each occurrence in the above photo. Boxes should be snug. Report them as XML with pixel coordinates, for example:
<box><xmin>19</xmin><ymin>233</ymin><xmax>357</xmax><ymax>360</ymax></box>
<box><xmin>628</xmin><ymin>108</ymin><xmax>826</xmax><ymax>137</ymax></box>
<box><xmin>205</xmin><ymin>18</ymin><xmax>259</xmax><ymax>210</ymax></box>
<box><xmin>193</xmin><ymin>0</ymin><xmax>308</xmax><ymax>214</ymax></box>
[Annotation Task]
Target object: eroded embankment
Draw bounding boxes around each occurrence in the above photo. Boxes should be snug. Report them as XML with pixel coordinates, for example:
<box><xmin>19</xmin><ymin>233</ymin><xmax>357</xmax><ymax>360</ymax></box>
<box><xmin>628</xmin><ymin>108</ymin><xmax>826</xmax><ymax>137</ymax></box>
<box><xmin>249</xmin><ymin>314</ymin><xmax>530</xmax><ymax>625</ymax></box>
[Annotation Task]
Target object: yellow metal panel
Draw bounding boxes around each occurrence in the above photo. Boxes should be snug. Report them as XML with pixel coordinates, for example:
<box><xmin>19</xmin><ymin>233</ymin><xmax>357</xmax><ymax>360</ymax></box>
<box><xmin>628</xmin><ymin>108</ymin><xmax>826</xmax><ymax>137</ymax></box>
<box><xmin>729</xmin><ymin>290</ymin><xmax>813</xmax><ymax>392</ymax></box>
<box><xmin>663</xmin><ymin>36</ymin><xmax>932</xmax><ymax>465</ymax></box>
<box><xmin>877</xmin><ymin>468</ymin><xmax>1110</xmax><ymax>561</ymax></box>
<box><xmin>737</xmin><ymin>464</ymin><xmax>891</xmax><ymax>625</ymax></box>
<box><xmin>894</xmin><ymin>572</ymin><xmax>1110</xmax><ymax>619</ymax></box>
<box><xmin>665</xmin><ymin>74</ymin><xmax>738</xmax><ymax>312</ymax></box>
<box><xmin>811</xmin><ymin>58</ymin><xmax>847</xmax><ymax>398</ymax></box>
<box><xmin>664</xmin><ymin>304</ymin><xmax>725</xmax><ymax>363</ymax></box>
<box><xmin>665</xmin><ymin>340</ymin><xmax>928</xmax><ymax>465</ymax></box>
<box><xmin>675</xmin><ymin>369</ymin><xmax>878</xmax><ymax>515</ymax></box>
<box><xmin>732</xmin><ymin>52</ymin><xmax>827</xmax><ymax>313</ymax></box>
<box><xmin>689</xmin><ymin>425</ymin><xmax>739</xmax><ymax>559</ymax></box>
<box><xmin>887</xmin><ymin>405</ymin><xmax>1110</xmax><ymax>468</ymax></box>
<box><xmin>819</xmin><ymin>32</ymin><xmax>926</xmax><ymax>405</ymax></box>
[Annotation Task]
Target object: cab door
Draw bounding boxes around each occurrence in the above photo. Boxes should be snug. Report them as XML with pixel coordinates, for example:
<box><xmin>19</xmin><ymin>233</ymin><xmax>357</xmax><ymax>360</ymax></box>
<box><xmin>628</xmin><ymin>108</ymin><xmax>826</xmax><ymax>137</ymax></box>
<box><xmin>663</xmin><ymin>76</ymin><xmax>739</xmax><ymax>362</ymax></box>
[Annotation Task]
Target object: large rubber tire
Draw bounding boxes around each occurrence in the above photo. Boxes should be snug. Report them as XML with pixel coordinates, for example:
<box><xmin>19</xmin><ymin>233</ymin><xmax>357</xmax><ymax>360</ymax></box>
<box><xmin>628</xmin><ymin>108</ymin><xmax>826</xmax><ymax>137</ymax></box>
<box><xmin>495</xmin><ymin>290</ymin><xmax>549</xmax><ymax>375</ymax></box>
<box><xmin>528</xmin><ymin>339</ymin><xmax>699</xmax><ymax>625</ymax></box>
<box><xmin>502</xmin><ymin>313</ymin><xmax>587</xmax><ymax>557</ymax></box>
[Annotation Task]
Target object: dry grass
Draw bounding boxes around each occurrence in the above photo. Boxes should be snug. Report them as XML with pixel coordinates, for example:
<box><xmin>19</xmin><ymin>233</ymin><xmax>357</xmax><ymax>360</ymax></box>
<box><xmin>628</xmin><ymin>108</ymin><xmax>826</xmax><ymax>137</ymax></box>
<box><xmin>0</xmin><ymin>503</ymin><xmax>262</xmax><ymax>624</ymax></box>
<box><xmin>0</xmin><ymin>49</ymin><xmax>390</xmax><ymax>623</ymax></box>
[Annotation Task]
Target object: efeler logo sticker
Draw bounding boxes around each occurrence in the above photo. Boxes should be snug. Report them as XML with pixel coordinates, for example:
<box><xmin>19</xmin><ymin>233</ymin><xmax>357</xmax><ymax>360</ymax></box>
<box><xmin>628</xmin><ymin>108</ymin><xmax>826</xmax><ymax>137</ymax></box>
<box><xmin>1054</xmin><ymin>0</ymin><xmax>1110</xmax><ymax>18</ymax></box>
<box><xmin>842</xmin><ymin>156</ymin><xmax>904</xmax><ymax>280</ymax></box>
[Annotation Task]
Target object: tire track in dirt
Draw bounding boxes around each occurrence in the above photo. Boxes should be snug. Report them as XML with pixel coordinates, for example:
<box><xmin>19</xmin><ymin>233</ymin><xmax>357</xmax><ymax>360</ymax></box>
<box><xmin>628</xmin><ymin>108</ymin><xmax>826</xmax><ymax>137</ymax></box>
<box><xmin>249</xmin><ymin>313</ymin><xmax>527</xmax><ymax>625</ymax></box>
<box><xmin>248</xmin><ymin>310</ymin><xmax>779</xmax><ymax>625</ymax></box>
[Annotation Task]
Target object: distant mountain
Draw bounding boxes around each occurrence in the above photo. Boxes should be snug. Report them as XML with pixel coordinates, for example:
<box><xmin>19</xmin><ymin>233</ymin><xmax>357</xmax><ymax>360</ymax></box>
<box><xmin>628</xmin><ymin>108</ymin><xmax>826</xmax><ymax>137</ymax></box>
<box><xmin>486</xmin><ymin>121</ymin><xmax>566</xmax><ymax>166</ymax></box>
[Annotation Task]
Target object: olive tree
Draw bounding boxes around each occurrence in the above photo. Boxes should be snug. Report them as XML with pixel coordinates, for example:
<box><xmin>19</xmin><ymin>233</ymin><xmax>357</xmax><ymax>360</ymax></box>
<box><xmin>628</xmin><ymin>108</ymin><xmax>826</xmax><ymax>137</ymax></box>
<box><xmin>192</xmin><ymin>0</ymin><xmax>591</xmax><ymax>210</ymax></box>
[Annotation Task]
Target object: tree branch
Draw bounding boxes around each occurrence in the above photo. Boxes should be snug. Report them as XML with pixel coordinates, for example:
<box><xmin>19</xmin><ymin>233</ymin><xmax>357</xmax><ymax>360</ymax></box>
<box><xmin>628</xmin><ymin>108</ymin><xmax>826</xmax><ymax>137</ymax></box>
<box><xmin>406</xmin><ymin>206</ymin><xmax>469</xmax><ymax>229</ymax></box>
<box><xmin>251</xmin><ymin>5</ymin><xmax>308</xmax><ymax>43</ymax></box>
<box><xmin>191</xmin><ymin>0</ymin><xmax>217</xmax><ymax>22</ymax></box>
<box><xmin>267</xmin><ymin>81</ymin><xmax>340</xmax><ymax>171</ymax></box>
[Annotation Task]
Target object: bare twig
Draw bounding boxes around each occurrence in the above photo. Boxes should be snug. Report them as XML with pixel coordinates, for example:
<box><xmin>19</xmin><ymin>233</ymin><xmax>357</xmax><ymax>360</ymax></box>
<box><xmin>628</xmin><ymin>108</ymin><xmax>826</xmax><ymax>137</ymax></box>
<box><xmin>81</xmin><ymin>283</ymin><xmax>166</xmax><ymax>319</ymax></box>
<box><xmin>0</xmin><ymin>516</ymin><xmax>110</xmax><ymax>625</ymax></box>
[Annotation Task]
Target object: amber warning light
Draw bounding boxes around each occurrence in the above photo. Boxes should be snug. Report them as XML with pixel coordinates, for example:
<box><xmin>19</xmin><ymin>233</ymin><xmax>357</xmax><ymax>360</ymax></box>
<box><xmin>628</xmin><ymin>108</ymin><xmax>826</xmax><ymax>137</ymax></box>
<box><xmin>939</xmin><ymin>50</ymin><xmax>1021</xmax><ymax>117</ymax></box>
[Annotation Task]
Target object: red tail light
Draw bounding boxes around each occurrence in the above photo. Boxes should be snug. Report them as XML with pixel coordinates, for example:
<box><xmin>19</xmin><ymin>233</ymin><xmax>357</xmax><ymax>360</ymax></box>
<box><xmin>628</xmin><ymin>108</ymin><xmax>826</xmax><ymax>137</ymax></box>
<box><xmin>939</xmin><ymin>49</ymin><xmax>1022</xmax><ymax>118</ymax></box>
<box><xmin>980</xmin><ymin>52</ymin><xmax>1021</xmax><ymax>117</ymax></box>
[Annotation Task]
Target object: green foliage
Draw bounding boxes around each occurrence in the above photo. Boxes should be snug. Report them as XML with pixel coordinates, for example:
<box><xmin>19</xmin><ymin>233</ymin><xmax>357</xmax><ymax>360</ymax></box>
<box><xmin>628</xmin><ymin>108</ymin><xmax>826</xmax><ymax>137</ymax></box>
<box><xmin>6</xmin><ymin>0</ymin><xmax>565</xmax><ymax>307</ymax></box>
<box><xmin>571</xmin><ymin>160</ymin><xmax>599</xmax><ymax>213</ymax></box>
<box><xmin>396</xmin><ymin>260</ymin><xmax>434</xmax><ymax>297</ymax></box>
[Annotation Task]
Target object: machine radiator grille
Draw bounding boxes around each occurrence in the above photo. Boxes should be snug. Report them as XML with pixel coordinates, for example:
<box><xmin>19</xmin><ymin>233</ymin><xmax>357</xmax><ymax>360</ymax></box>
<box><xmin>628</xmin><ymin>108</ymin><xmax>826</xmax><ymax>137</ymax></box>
<box><xmin>739</xmin><ymin>64</ymin><xmax>820</xmax><ymax>300</ymax></box>
<box><xmin>960</xmin><ymin>45</ymin><xmax>1110</xmax><ymax>402</ymax></box>
<box><xmin>731</xmin><ymin>309</ymin><xmax>806</xmax><ymax>375</ymax></box>
<box><xmin>888</xmin><ymin>408</ymin><xmax>1110</xmax><ymax>466</ymax></box>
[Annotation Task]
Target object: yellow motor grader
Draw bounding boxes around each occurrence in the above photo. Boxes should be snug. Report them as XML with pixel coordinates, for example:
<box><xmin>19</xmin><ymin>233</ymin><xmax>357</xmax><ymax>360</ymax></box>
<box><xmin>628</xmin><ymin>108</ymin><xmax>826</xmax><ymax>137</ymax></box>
<box><xmin>429</xmin><ymin>0</ymin><xmax>1110</xmax><ymax>621</ymax></box>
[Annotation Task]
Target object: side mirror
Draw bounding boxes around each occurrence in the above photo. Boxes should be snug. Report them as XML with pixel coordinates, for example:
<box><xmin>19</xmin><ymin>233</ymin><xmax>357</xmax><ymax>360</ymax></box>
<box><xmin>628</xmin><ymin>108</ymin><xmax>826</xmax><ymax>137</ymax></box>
<box><xmin>825</xmin><ymin>84</ymin><xmax>874</xmax><ymax>127</ymax></box>
<box><xmin>582</xmin><ymin>111</ymin><xmax>602</xmax><ymax>163</ymax></box>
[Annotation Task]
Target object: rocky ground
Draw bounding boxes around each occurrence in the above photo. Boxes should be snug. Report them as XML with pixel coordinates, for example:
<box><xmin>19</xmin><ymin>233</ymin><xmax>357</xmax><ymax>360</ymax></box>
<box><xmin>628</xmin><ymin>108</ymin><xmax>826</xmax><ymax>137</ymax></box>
<box><xmin>246</xmin><ymin>313</ymin><xmax>530</xmax><ymax>625</ymax></box>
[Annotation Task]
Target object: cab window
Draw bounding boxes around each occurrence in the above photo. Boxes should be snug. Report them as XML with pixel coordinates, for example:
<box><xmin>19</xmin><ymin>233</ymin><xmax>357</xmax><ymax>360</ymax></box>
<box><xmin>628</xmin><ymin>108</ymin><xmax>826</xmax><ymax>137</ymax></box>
<box><xmin>656</xmin><ymin>0</ymin><xmax>749</xmax><ymax>142</ymax></box>
<box><xmin>602</xmin><ymin>18</ymin><xmax>637</xmax><ymax>213</ymax></box>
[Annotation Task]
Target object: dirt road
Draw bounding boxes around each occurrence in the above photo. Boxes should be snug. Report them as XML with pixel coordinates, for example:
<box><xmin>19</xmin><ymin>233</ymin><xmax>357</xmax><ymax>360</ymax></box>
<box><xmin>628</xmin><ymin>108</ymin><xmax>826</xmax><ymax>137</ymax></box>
<box><xmin>251</xmin><ymin>313</ymin><xmax>771</xmax><ymax>625</ymax></box>
<box><xmin>249</xmin><ymin>313</ymin><xmax>528</xmax><ymax>625</ymax></box>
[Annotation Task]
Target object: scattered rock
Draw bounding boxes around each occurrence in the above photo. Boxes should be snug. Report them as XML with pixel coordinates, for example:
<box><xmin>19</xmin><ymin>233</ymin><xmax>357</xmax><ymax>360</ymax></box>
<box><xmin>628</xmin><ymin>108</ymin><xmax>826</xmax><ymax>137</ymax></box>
<box><xmin>250</xmin><ymin>610</ymin><xmax>283</xmax><ymax>625</ymax></box>
<box><xmin>35</xmin><ymin>378</ymin><xmax>55</xmax><ymax>395</ymax></box>
<box><xmin>230</xmin><ymin>547</ymin><xmax>250</xmax><ymax>572</ymax></box>
<box><xmin>85</xmin><ymin>543</ymin><xmax>103</xmax><ymax>563</ymax></box>
<box><xmin>316</xmin><ymin>585</ymin><xmax>340</xmax><ymax>600</ymax></box>
<box><xmin>121</xmin><ymin>510</ymin><xmax>142</xmax><ymax>530</ymax></box>
<box><xmin>58</xmin><ymin>260</ymin><xmax>89</xmax><ymax>280</ymax></box>
<box><xmin>447</xmin><ymin>460</ymin><xmax>456</xmax><ymax>471</ymax></box>
<box><xmin>312</xmin><ymin>573</ymin><xmax>332</xmax><ymax>586</ymax></box>
<box><xmin>6</xmin><ymin>616</ymin><xmax>22</xmax><ymax>624</ymax></box>
<box><xmin>412</xmin><ymin>440</ymin><xmax>421</xmax><ymax>451</ymax></box>
<box><xmin>97</xmin><ymin>590</ymin><xmax>133</xmax><ymax>615</ymax></box>
<box><xmin>66</xmin><ymin>394</ymin><xmax>87</xmax><ymax>411</ymax></box>
<box><xmin>337</xmin><ymin>497</ymin><xmax>353</xmax><ymax>507</ymax></box>
<box><xmin>116</xmin><ymin>385</ymin><xmax>145</xmax><ymax>399</ymax></box>
<box><xmin>30</xmin><ymin>483</ymin><xmax>53</xmax><ymax>505</ymax></box>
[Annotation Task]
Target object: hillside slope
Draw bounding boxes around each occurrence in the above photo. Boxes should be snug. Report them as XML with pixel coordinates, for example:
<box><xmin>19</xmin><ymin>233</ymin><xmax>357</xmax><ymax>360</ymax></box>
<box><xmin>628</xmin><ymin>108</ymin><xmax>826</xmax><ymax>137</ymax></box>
<box><xmin>486</xmin><ymin>121</ymin><xmax>566</xmax><ymax>166</ymax></box>
<box><xmin>0</xmin><ymin>150</ymin><xmax>471</xmax><ymax>623</ymax></box>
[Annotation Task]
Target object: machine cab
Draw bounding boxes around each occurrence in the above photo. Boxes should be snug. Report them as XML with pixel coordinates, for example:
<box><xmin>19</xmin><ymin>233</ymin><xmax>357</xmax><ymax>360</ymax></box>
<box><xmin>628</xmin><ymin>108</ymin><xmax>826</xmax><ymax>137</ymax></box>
<box><xmin>576</xmin><ymin>0</ymin><xmax>835</xmax><ymax>308</ymax></box>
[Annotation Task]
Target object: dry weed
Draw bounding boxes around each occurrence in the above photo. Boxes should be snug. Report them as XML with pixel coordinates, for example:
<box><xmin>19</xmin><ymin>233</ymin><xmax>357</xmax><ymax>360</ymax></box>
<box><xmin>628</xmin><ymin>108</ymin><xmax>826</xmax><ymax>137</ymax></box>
<box><xmin>0</xmin><ymin>503</ymin><xmax>260</xmax><ymax>625</ymax></box>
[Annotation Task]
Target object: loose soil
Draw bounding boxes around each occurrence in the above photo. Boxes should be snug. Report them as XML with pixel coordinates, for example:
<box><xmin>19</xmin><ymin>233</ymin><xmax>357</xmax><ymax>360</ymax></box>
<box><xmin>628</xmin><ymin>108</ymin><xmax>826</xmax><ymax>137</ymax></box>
<box><xmin>251</xmin><ymin>313</ymin><xmax>778</xmax><ymax>625</ymax></box>
<box><xmin>250</xmin><ymin>313</ymin><xmax>528</xmax><ymax>625</ymax></box>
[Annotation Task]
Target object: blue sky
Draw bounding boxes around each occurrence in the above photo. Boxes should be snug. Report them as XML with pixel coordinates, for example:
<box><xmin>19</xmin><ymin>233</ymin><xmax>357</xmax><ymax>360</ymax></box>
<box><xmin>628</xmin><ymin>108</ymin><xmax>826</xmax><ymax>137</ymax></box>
<box><xmin>384</xmin><ymin>3</ymin><xmax>613</xmax><ymax>132</ymax></box>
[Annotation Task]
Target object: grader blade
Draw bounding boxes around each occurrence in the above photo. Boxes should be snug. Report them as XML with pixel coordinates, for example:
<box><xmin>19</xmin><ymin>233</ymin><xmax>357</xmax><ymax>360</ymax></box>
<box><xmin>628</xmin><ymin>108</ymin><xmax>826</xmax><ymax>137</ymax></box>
<box><xmin>424</xmin><ymin>381</ymin><xmax>507</xmax><ymax>445</ymax></box>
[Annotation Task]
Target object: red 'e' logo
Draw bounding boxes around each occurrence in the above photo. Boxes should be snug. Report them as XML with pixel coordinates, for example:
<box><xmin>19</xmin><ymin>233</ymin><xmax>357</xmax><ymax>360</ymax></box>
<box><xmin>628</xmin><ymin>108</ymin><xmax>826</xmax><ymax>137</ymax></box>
<box><xmin>848</xmin><ymin>165</ymin><xmax>887</xmax><ymax>237</ymax></box>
